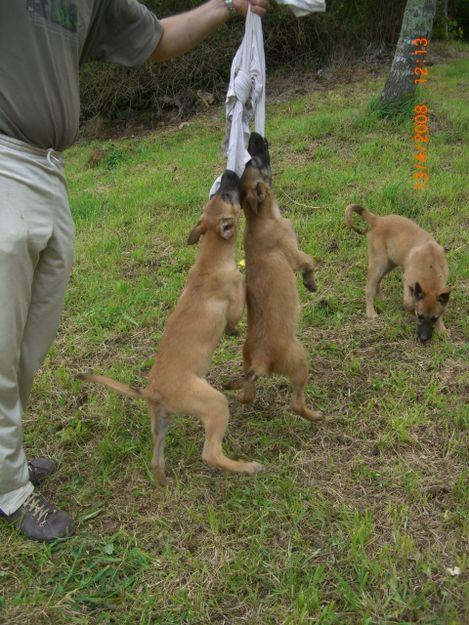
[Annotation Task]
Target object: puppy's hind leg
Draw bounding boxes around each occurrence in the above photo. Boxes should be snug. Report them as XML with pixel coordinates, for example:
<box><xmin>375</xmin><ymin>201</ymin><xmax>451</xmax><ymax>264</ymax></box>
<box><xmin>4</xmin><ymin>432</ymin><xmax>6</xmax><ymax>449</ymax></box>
<box><xmin>176</xmin><ymin>377</ymin><xmax>263</xmax><ymax>475</ymax></box>
<box><xmin>366</xmin><ymin>245</ymin><xmax>393</xmax><ymax>319</ymax></box>
<box><xmin>238</xmin><ymin>344</ymin><xmax>257</xmax><ymax>403</ymax></box>
<box><xmin>149</xmin><ymin>402</ymin><xmax>171</xmax><ymax>486</ymax></box>
<box><xmin>283</xmin><ymin>342</ymin><xmax>322</xmax><ymax>422</ymax></box>
<box><xmin>235</xmin><ymin>369</ymin><xmax>259</xmax><ymax>404</ymax></box>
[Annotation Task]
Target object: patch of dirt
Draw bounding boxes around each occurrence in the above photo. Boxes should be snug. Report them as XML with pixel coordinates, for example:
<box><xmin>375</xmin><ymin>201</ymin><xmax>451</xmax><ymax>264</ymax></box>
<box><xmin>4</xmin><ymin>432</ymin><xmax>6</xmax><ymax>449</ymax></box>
<box><xmin>77</xmin><ymin>56</ymin><xmax>390</xmax><ymax>144</ymax></box>
<box><xmin>78</xmin><ymin>43</ymin><xmax>467</xmax><ymax>146</ymax></box>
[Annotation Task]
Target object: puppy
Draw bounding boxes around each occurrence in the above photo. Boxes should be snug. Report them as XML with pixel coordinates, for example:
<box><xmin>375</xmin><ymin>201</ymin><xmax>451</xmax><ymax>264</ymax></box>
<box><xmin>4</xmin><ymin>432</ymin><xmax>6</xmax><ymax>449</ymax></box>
<box><xmin>79</xmin><ymin>171</ymin><xmax>262</xmax><ymax>484</ymax></box>
<box><xmin>345</xmin><ymin>204</ymin><xmax>450</xmax><ymax>341</ymax></box>
<box><xmin>226</xmin><ymin>133</ymin><xmax>322</xmax><ymax>422</ymax></box>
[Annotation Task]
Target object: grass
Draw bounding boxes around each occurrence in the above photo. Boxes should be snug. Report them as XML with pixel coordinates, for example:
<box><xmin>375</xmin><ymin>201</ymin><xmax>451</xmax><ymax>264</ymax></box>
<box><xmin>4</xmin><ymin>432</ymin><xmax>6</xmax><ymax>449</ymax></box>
<box><xmin>1</xmin><ymin>50</ymin><xmax>468</xmax><ymax>625</ymax></box>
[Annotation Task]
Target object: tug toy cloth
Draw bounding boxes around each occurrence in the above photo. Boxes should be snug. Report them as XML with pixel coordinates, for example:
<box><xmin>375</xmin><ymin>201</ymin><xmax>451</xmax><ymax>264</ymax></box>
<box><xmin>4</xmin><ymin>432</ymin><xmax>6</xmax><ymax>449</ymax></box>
<box><xmin>210</xmin><ymin>0</ymin><xmax>326</xmax><ymax>196</ymax></box>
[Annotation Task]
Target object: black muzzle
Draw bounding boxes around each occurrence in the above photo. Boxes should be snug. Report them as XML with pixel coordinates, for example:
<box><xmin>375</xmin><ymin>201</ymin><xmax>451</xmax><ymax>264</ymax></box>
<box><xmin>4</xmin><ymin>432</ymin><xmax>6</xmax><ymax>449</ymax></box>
<box><xmin>418</xmin><ymin>321</ymin><xmax>433</xmax><ymax>342</ymax></box>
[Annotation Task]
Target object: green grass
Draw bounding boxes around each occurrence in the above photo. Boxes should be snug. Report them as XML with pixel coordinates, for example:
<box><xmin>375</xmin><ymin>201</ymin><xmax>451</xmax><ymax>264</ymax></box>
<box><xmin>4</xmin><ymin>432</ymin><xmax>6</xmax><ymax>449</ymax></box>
<box><xmin>1</xmin><ymin>51</ymin><xmax>468</xmax><ymax>625</ymax></box>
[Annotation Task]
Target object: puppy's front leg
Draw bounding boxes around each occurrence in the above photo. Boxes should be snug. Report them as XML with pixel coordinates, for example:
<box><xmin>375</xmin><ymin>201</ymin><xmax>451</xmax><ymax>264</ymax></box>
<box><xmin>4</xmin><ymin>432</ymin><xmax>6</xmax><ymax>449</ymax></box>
<box><xmin>226</xmin><ymin>275</ymin><xmax>246</xmax><ymax>336</ymax></box>
<box><xmin>283</xmin><ymin>236</ymin><xmax>317</xmax><ymax>292</ymax></box>
<box><xmin>292</xmin><ymin>250</ymin><xmax>317</xmax><ymax>292</ymax></box>
<box><xmin>282</xmin><ymin>232</ymin><xmax>316</xmax><ymax>292</ymax></box>
<box><xmin>225</xmin><ymin>368</ymin><xmax>258</xmax><ymax>404</ymax></box>
<box><xmin>436</xmin><ymin>316</ymin><xmax>449</xmax><ymax>336</ymax></box>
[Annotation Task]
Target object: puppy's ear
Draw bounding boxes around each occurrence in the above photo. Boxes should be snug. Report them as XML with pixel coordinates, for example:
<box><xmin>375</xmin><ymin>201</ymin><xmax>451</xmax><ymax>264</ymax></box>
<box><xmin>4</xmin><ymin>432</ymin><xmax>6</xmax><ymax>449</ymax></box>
<box><xmin>438</xmin><ymin>289</ymin><xmax>450</xmax><ymax>305</ymax></box>
<box><xmin>245</xmin><ymin>181</ymin><xmax>268</xmax><ymax>214</ymax></box>
<box><xmin>256</xmin><ymin>181</ymin><xmax>268</xmax><ymax>202</ymax></box>
<box><xmin>411</xmin><ymin>282</ymin><xmax>424</xmax><ymax>300</ymax></box>
<box><xmin>187</xmin><ymin>219</ymin><xmax>206</xmax><ymax>245</ymax></box>
<box><xmin>245</xmin><ymin>189</ymin><xmax>259</xmax><ymax>214</ymax></box>
<box><xmin>218</xmin><ymin>216</ymin><xmax>236</xmax><ymax>240</ymax></box>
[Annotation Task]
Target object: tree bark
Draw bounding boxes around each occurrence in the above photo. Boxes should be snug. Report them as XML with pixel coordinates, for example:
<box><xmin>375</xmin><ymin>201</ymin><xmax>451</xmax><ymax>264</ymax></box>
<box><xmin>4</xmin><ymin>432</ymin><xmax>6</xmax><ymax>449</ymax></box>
<box><xmin>380</xmin><ymin>0</ymin><xmax>438</xmax><ymax>108</ymax></box>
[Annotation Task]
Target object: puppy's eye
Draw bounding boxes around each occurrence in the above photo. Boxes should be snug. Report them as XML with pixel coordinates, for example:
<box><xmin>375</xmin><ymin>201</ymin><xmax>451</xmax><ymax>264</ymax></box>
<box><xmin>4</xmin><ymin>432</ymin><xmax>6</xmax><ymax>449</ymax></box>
<box><xmin>417</xmin><ymin>313</ymin><xmax>425</xmax><ymax>321</ymax></box>
<box><xmin>431</xmin><ymin>315</ymin><xmax>438</xmax><ymax>323</ymax></box>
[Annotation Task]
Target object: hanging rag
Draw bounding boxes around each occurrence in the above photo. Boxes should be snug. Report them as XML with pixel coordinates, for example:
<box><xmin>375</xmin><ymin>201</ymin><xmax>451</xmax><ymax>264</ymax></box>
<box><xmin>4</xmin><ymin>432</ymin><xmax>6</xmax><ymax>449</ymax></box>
<box><xmin>276</xmin><ymin>0</ymin><xmax>325</xmax><ymax>18</ymax></box>
<box><xmin>210</xmin><ymin>0</ymin><xmax>326</xmax><ymax>197</ymax></box>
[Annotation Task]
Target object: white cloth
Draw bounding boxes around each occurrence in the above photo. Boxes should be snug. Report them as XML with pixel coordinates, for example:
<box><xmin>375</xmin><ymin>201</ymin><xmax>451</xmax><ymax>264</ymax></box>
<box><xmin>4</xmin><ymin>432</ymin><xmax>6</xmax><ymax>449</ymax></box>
<box><xmin>210</xmin><ymin>0</ymin><xmax>326</xmax><ymax>196</ymax></box>
<box><xmin>210</xmin><ymin>6</ymin><xmax>265</xmax><ymax>196</ymax></box>
<box><xmin>276</xmin><ymin>0</ymin><xmax>325</xmax><ymax>18</ymax></box>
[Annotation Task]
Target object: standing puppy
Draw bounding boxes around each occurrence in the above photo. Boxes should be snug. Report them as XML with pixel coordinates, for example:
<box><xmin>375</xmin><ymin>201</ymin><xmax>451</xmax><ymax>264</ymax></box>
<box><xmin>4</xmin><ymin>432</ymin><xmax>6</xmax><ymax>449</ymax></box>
<box><xmin>79</xmin><ymin>171</ymin><xmax>262</xmax><ymax>484</ymax></box>
<box><xmin>226</xmin><ymin>133</ymin><xmax>321</xmax><ymax>422</ymax></box>
<box><xmin>345</xmin><ymin>204</ymin><xmax>450</xmax><ymax>341</ymax></box>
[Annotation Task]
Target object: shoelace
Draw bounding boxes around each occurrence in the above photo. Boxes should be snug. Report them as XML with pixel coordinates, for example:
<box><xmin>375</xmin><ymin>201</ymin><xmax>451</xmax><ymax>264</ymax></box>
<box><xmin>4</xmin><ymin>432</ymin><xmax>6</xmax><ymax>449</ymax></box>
<box><xmin>23</xmin><ymin>493</ymin><xmax>54</xmax><ymax>527</ymax></box>
<box><xmin>27</xmin><ymin>461</ymin><xmax>36</xmax><ymax>477</ymax></box>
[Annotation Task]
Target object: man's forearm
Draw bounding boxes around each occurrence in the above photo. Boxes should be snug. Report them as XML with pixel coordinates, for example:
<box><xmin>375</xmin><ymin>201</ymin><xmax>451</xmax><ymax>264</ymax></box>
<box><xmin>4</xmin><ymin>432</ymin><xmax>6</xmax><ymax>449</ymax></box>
<box><xmin>150</xmin><ymin>0</ymin><xmax>230</xmax><ymax>63</ymax></box>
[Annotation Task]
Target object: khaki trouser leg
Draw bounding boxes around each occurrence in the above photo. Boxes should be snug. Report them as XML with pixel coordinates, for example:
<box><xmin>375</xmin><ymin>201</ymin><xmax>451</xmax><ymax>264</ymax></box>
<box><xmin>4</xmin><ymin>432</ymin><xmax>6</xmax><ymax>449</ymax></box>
<box><xmin>0</xmin><ymin>135</ymin><xmax>74</xmax><ymax>515</ymax></box>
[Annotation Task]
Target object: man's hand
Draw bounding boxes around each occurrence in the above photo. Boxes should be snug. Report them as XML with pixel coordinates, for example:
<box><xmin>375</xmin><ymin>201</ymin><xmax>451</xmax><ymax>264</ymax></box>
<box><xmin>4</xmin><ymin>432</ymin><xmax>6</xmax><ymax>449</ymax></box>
<box><xmin>233</xmin><ymin>0</ymin><xmax>269</xmax><ymax>17</ymax></box>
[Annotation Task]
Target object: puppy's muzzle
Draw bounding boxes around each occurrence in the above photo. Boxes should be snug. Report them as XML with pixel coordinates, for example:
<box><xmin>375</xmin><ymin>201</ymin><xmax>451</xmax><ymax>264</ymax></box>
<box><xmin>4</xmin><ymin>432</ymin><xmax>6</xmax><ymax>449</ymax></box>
<box><xmin>418</xmin><ymin>322</ymin><xmax>433</xmax><ymax>343</ymax></box>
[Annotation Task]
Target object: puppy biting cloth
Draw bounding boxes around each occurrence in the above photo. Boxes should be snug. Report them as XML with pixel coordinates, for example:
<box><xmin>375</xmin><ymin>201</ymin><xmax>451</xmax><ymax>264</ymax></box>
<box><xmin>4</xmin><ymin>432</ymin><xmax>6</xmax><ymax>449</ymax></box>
<box><xmin>210</xmin><ymin>0</ymin><xmax>326</xmax><ymax>197</ymax></box>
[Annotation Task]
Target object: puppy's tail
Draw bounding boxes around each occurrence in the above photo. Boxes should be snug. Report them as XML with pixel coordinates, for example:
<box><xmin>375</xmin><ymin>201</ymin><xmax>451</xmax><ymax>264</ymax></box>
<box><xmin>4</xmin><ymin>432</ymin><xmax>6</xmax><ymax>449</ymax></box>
<box><xmin>77</xmin><ymin>372</ymin><xmax>161</xmax><ymax>403</ymax></box>
<box><xmin>344</xmin><ymin>204</ymin><xmax>377</xmax><ymax>235</ymax></box>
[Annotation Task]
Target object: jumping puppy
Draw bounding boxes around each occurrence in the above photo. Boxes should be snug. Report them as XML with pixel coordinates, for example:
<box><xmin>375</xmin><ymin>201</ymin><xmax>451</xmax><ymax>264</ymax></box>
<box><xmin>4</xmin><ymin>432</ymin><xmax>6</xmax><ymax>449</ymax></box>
<box><xmin>226</xmin><ymin>133</ymin><xmax>322</xmax><ymax>422</ymax></box>
<box><xmin>79</xmin><ymin>171</ymin><xmax>262</xmax><ymax>484</ymax></box>
<box><xmin>345</xmin><ymin>204</ymin><xmax>450</xmax><ymax>341</ymax></box>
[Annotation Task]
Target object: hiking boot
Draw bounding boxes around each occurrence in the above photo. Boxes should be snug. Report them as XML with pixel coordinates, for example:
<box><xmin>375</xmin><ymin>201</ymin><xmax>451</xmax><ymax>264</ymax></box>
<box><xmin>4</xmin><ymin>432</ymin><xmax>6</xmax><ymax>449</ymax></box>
<box><xmin>28</xmin><ymin>457</ymin><xmax>56</xmax><ymax>486</ymax></box>
<box><xmin>0</xmin><ymin>491</ymin><xmax>75</xmax><ymax>542</ymax></box>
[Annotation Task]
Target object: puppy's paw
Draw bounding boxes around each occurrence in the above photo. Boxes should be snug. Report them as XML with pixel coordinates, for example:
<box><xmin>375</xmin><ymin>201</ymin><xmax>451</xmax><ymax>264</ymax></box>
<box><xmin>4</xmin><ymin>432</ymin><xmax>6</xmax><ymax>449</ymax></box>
<box><xmin>437</xmin><ymin>322</ymin><xmax>449</xmax><ymax>337</ymax></box>
<box><xmin>301</xmin><ymin>409</ymin><xmax>323</xmax><ymax>423</ymax></box>
<box><xmin>303</xmin><ymin>278</ymin><xmax>317</xmax><ymax>293</ymax></box>
<box><xmin>238</xmin><ymin>390</ymin><xmax>254</xmax><ymax>404</ymax></box>
<box><xmin>292</xmin><ymin>403</ymin><xmax>323</xmax><ymax>422</ymax></box>
<box><xmin>224</xmin><ymin>376</ymin><xmax>243</xmax><ymax>390</ymax></box>
<box><xmin>153</xmin><ymin>469</ymin><xmax>169</xmax><ymax>487</ymax></box>
<box><xmin>366</xmin><ymin>311</ymin><xmax>378</xmax><ymax>320</ymax></box>
<box><xmin>245</xmin><ymin>461</ymin><xmax>263</xmax><ymax>474</ymax></box>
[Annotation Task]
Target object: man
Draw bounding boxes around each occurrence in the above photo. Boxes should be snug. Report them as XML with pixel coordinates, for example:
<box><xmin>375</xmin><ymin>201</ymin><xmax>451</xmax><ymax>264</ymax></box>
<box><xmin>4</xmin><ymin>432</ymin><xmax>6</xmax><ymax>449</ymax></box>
<box><xmin>0</xmin><ymin>0</ymin><xmax>268</xmax><ymax>542</ymax></box>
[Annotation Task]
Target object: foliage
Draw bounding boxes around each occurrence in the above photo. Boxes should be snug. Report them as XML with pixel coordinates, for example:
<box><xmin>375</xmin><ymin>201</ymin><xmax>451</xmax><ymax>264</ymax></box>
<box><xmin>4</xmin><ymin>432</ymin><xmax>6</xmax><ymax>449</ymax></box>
<box><xmin>449</xmin><ymin>0</ymin><xmax>469</xmax><ymax>39</ymax></box>
<box><xmin>79</xmin><ymin>0</ymin><xmax>408</xmax><ymax>122</ymax></box>
<box><xmin>79</xmin><ymin>1</ymin><xmax>469</xmax><ymax>122</ymax></box>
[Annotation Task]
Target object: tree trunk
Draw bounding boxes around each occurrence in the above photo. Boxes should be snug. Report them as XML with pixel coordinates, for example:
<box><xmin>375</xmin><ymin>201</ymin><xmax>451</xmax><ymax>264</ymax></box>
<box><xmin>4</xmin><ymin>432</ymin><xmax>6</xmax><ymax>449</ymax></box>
<box><xmin>380</xmin><ymin>0</ymin><xmax>438</xmax><ymax>108</ymax></box>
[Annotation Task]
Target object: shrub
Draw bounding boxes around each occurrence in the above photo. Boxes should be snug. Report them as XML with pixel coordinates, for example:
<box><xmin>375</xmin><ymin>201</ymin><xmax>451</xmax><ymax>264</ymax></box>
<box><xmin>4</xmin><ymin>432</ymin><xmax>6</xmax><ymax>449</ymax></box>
<box><xmin>80</xmin><ymin>0</ymin><xmax>410</xmax><ymax>122</ymax></box>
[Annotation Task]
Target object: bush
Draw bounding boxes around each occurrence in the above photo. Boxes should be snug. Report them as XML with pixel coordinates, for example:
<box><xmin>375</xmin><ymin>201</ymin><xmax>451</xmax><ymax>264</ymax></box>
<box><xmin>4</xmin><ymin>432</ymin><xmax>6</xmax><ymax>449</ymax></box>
<box><xmin>79</xmin><ymin>0</ymin><xmax>409</xmax><ymax>122</ymax></box>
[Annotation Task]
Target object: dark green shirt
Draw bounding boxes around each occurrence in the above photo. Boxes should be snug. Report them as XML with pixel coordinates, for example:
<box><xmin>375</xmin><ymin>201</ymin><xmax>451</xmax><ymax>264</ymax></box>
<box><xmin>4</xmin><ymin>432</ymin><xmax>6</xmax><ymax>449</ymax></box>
<box><xmin>0</xmin><ymin>0</ymin><xmax>162</xmax><ymax>151</ymax></box>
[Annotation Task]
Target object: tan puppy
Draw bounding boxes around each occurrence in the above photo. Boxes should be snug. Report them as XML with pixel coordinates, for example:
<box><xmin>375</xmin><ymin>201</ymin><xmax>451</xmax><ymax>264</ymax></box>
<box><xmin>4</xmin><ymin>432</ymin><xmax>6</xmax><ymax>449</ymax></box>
<box><xmin>226</xmin><ymin>133</ymin><xmax>321</xmax><ymax>422</ymax></box>
<box><xmin>79</xmin><ymin>171</ymin><xmax>262</xmax><ymax>484</ymax></box>
<box><xmin>345</xmin><ymin>204</ymin><xmax>450</xmax><ymax>341</ymax></box>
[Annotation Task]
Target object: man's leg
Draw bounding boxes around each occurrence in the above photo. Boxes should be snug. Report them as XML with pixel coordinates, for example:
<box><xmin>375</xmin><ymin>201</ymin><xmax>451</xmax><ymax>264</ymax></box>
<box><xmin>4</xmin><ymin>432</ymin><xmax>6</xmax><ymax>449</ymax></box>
<box><xmin>0</xmin><ymin>139</ymin><xmax>75</xmax><ymax>540</ymax></box>
<box><xmin>0</xmin><ymin>200</ymin><xmax>40</xmax><ymax>514</ymax></box>
<box><xmin>17</xmin><ymin>181</ymin><xmax>75</xmax><ymax>409</ymax></box>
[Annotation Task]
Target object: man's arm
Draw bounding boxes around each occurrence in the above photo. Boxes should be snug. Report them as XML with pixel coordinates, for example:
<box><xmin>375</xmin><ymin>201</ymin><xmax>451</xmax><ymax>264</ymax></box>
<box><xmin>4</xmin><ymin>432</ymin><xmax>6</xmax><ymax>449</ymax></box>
<box><xmin>149</xmin><ymin>0</ymin><xmax>268</xmax><ymax>63</ymax></box>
